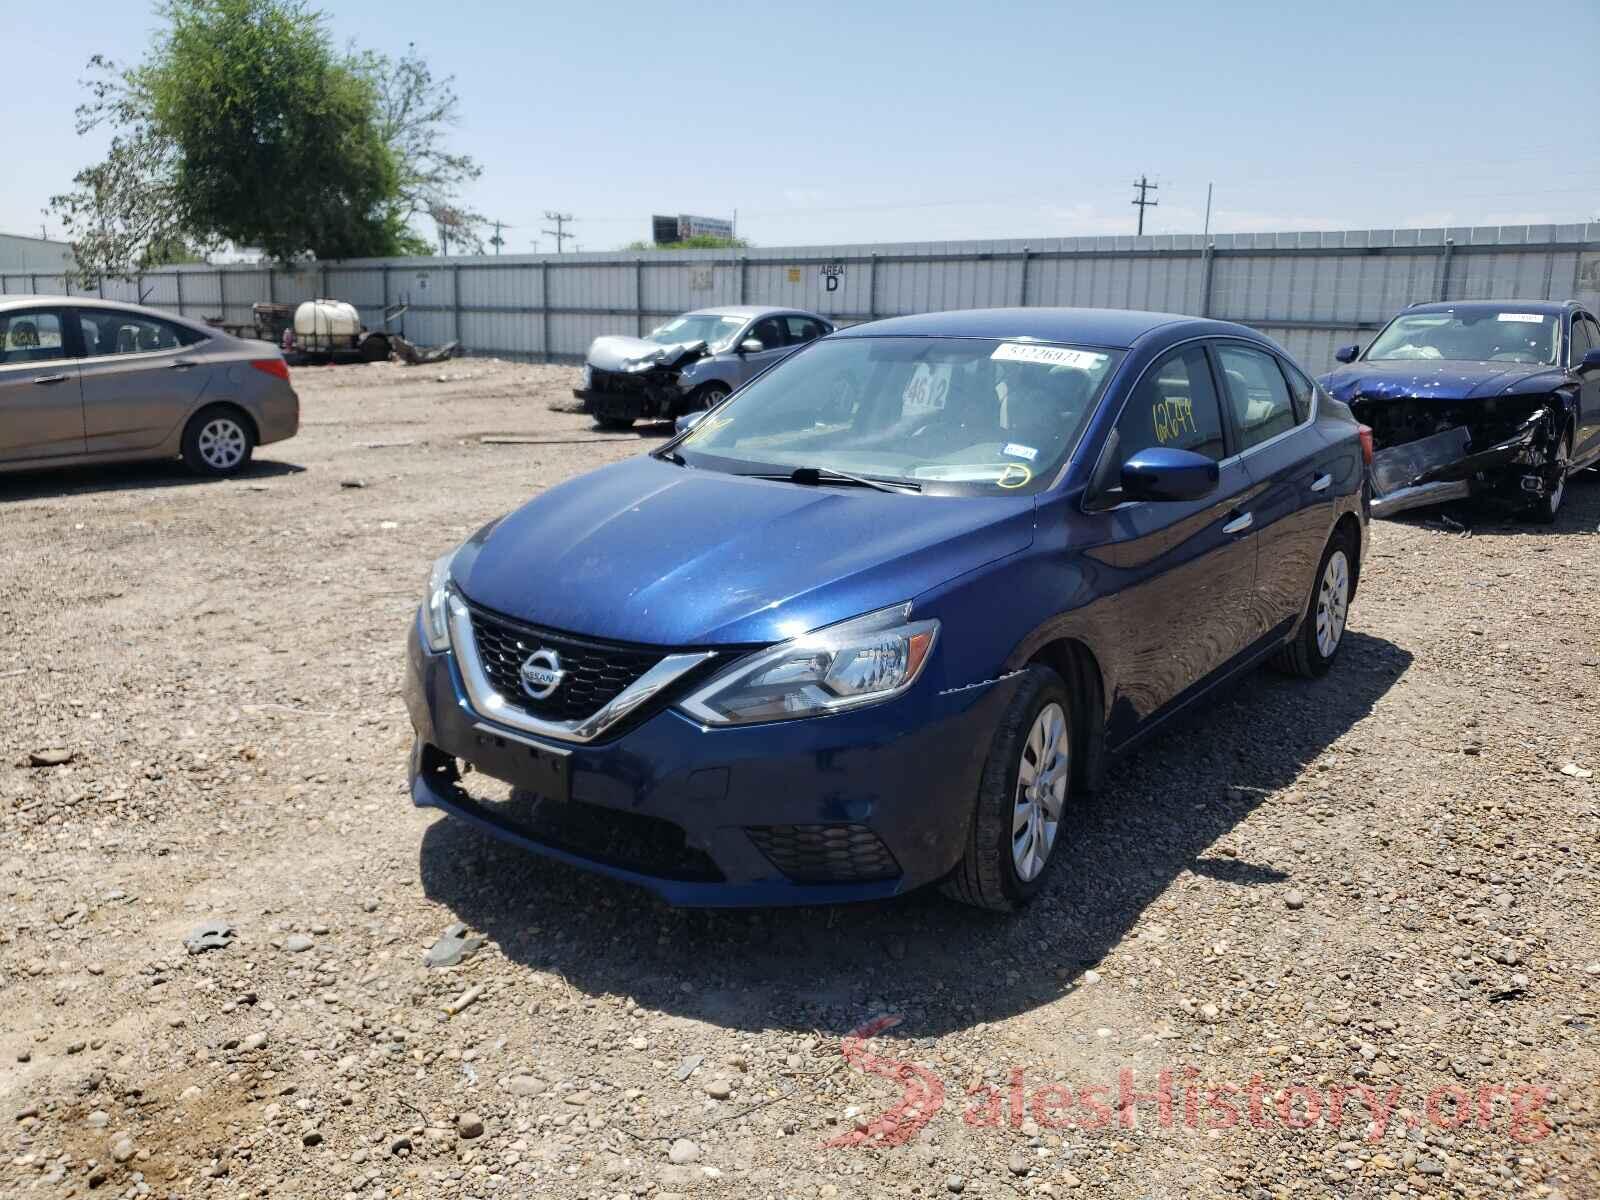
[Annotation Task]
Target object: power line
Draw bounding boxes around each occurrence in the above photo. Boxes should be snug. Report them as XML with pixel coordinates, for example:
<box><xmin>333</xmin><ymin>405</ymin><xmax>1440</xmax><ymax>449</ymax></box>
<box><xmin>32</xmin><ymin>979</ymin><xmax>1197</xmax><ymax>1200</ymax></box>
<box><xmin>542</xmin><ymin>211</ymin><xmax>575</xmax><ymax>253</ymax></box>
<box><xmin>1132</xmin><ymin>176</ymin><xmax>1159</xmax><ymax>236</ymax></box>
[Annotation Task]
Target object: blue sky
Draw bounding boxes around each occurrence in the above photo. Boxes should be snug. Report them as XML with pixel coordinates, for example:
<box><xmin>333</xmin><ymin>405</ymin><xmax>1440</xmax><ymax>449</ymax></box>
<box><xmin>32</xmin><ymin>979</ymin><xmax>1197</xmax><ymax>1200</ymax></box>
<box><xmin>4</xmin><ymin>0</ymin><xmax>1597</xmax><ymax>251</ymax></box>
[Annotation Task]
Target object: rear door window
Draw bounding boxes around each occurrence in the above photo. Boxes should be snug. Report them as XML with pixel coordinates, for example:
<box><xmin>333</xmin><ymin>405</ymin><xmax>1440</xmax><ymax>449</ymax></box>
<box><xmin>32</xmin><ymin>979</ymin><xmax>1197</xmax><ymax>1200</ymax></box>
<box><xmin>783</xmin><ymin>316</ymin><xmax>827</xmax><ymax>345</ymax></box>
<box><xmin>0</xmin><ymin>310</ymin><xmax>67</xmax><ymax>366</ymax></box>
<box><xmin>1214</xmin><ymin>343</ymin><xmax>1297</xmax><ymax>451</ymax></box>
<box><xmin>77</xmin><ymin>311</ymin><xmax>203</xmax><ymax>357</ymax></box>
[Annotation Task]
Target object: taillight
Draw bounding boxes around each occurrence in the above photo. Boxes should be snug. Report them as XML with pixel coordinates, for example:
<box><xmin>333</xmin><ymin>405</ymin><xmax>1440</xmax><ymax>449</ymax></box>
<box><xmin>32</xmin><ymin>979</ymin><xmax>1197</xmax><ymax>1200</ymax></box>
<box><xmin>1357</xmin><ymin>424</ymin><xmax>1374</xmax><ymax>466</ymax></box>
<box><xmin>251</xmin><ymin>358</ymin><xmax>290</xmax><ymax>381</ymax></box>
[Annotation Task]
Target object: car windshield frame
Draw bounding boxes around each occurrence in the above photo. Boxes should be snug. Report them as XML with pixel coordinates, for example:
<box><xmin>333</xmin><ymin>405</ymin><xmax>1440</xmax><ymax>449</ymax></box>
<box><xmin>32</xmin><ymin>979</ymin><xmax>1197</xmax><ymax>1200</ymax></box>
<box><xmin>666</xmin><ymin>334</ymin><xmax>1126</xmax><ymax>497</ymax></box>
<box><xmin>1363</xmin><ymin>310</ymin><xmax>1560</xmax><ymax>366</ymax></box>
<box><xmin>647</xmin><ymin>313</ymin><xmax>749</xmax><ymax>350</ymax></box>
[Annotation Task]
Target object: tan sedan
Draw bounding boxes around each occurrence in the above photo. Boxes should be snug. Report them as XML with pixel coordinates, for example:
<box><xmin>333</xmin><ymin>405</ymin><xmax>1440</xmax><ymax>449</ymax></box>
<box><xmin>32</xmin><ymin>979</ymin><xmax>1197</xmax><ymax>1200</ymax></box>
<box><xmin>0</xmin><ymin>296</ymin><xmax>298</xmax><ymax>477</ymax></box>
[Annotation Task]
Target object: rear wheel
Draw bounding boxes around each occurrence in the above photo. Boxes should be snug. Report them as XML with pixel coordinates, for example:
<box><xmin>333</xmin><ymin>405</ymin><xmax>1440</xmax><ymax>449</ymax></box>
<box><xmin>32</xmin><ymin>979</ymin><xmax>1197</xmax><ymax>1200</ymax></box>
<box><xmin>942</xmin><ymin>666</ymin><xmax>1074</xmax><ymax>912</ymax></box>
<box><xmin>1527</xmin><ymin>429</ymin><xmax>1571</xmax><ymax>524</ymax></box>
<box><xmin>1272</xmin><ymin>529</ymin><xmax>1355</xmax><ymax>678</ymax></box>
<box><xmin>181</xmin><ymin>406</ymin><xmax>255</xmax><ymax>477</ymax></box>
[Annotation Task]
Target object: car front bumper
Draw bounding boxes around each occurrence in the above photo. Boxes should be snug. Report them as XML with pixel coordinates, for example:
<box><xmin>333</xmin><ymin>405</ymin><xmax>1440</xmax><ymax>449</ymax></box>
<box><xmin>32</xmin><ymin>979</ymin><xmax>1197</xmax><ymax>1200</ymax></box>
<box><xmin>403</xmin><ymin>617</ymin><xmax>1016</xmax><ymax>906</ymax></box>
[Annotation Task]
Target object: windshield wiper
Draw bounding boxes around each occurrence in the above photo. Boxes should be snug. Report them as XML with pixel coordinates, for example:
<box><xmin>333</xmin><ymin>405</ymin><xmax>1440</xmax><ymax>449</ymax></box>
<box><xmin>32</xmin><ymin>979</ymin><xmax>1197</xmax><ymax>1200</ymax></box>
<box><xmin>749</xmin><ymin>466</ymin><xmax>921</xmax><ymax>494</ymax></box>
<box><xmin>655</xmin><ymin>447</ymin><xmax>688</xmax><ymax>466</ymax></box>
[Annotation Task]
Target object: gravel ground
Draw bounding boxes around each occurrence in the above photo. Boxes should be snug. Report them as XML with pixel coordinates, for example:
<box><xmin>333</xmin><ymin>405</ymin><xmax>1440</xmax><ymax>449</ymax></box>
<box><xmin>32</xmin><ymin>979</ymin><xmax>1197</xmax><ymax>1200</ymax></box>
<box><xmin>1</xmin><ymin>356</ymin><xmax>1597</xmax><ymax>1200</ymax></box>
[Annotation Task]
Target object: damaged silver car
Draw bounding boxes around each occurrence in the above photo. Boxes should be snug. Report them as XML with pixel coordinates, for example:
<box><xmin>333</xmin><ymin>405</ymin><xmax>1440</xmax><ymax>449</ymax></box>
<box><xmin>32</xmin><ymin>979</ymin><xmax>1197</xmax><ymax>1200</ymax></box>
<box><xmin>1320</xmin><ymin>301</ymin><xmax>1600</xmax><ymax>521</ymax></box>
<box><xmin>573</xmin><ymin>305</ymin><xmax>834</xmax><ymax>429</ymax></box>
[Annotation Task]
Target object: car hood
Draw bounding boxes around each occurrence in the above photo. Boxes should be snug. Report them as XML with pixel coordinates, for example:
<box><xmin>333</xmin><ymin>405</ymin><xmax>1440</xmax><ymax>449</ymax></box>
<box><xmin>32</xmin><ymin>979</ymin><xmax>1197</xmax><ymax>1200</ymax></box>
<box><xmin>1320</xmin><ymin>358</ymin><xmax>1564</xmax><ymax>403</ymax></box>
<box><xmin>585</xmin><ymin>335</ymin><xmax>706</xmax><ymax>372</ymax></box>
<box><xmin>453</xmin><ymin>456</ymin><xmax>1036</xmax><ymax>646</ymax></box>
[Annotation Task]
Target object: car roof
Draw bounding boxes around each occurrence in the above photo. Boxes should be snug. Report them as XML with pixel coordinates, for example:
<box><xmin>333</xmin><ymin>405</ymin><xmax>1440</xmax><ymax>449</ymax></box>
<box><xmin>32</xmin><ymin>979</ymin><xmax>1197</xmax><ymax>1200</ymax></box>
<box><xmin>830</xmin><ymin>306</ymin><xmax>1257</xmax><ymax>351</ymax></box>
<box><xmin>0</xmin><ymin>294</ymin><xmax>219</xmax><ymax>335</ymax></box>
<box><xmin>683</xmin><ymin>305</ymin><xmax>821</xmax><ymax>320</ymax></box>
<box><xmin>1403</xmin><ymin>299</ymin><xmax>1578</xmax><ymax>316</ymax></box>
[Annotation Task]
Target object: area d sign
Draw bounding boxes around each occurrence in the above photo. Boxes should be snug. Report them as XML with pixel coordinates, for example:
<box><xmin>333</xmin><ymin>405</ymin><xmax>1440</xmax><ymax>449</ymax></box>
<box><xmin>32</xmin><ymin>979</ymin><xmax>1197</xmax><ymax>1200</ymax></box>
<box><xmin>820</xmin><ymin>263</ymin><xmax>846</xmax><ymax>292</ymax></box>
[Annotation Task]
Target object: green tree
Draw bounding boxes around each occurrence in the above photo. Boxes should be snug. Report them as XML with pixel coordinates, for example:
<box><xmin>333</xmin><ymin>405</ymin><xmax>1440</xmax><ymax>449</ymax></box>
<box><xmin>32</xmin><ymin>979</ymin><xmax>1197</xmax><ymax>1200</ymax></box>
<box><xmin>51</xmin><ymin>0</ymin><xmax>462</xmax><ymax>277</ymax></box>
<box><xmin>357</xmin><ymin>43</ymin><xmax>482</xmax><ymax>241</ymax></box>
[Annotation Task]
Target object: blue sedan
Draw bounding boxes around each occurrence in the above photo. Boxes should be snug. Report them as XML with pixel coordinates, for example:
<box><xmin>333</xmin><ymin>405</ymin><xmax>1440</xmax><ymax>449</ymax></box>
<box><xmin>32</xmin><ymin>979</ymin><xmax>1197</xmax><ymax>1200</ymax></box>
<box><xmin>404</xmin><ymin>308</ymin><xmax>1370</xmax><ymax>910</ymax></box>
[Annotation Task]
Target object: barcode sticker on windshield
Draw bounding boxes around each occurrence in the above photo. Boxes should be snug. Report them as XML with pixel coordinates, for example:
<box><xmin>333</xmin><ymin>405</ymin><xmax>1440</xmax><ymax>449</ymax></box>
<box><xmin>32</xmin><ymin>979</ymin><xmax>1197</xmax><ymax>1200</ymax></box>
<box><xmin>1003</xmin><ymin>443</ymin><xmax>1038</xmax><ymax>461</ymax></box>
<box><xmin>992</xmin><ymin>342</ymin><xmax>1107</xmax><ymax>369</ymax></box>
<box><xmin>1497</xmin><ymin>313</ymin><xmax>1544</xmax><ymax>323</ymax></box>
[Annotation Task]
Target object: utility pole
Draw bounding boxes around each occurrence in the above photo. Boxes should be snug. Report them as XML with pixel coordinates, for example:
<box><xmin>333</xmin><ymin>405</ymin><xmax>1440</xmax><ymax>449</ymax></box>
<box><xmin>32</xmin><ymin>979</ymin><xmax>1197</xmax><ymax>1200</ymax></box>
<box><xmin>1203</xmin><ymin>182</ymin><xmax>1214</xmax><ymax>239</ymax></box>
<box><xmin>542</xmin><ymin>211</ymin><xmax>575</xmax><ymax>253</ymax></box>
<box><xmin>1131</xmin><ymin>176</ymin><xmax>1159</xmax><ymax>236</ymax></box>
<box><xmin>488</xmin><ymin>220</ymin><xmax>509</xmax><ymax>255</ymax></box>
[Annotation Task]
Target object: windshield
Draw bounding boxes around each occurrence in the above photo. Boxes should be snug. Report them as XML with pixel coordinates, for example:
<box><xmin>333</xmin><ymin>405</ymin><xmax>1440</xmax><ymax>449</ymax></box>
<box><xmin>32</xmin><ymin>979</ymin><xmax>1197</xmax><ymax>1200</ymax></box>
<box><xmin>1364</xmin><ymin>310</ymin><xmax>1558</xmax><ymax>365</ymax></box>
<box><xmin>648</xmin><ymin>313</ymin><xmax>747</xmax><ymax>349</ymax></box>
<box><xmin>674</xmin><ymin>336</ymin><xmax>1124</xmax><ymax>495</ymax></box>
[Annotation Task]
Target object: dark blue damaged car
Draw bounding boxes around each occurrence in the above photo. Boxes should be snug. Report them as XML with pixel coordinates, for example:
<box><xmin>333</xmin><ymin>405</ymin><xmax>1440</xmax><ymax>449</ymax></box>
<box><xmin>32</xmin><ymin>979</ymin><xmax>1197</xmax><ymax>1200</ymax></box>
<box><xmin>1320</xmin><ymin>300</ymin><xmax>1600</xmax><ymax>521</ymax></box>
<box><xmin>404</xmin><ymin>308</ymin><xmax>1369</xmax><ymax>910</ymax></box>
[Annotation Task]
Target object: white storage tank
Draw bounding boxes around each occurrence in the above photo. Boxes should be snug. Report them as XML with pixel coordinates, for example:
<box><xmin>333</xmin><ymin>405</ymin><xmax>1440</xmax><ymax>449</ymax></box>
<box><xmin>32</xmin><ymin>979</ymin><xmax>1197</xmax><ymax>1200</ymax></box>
<box><xmin>293</xmin><ymin>299</ymin><xmax>361</xmax><ymax>349</ymax></box>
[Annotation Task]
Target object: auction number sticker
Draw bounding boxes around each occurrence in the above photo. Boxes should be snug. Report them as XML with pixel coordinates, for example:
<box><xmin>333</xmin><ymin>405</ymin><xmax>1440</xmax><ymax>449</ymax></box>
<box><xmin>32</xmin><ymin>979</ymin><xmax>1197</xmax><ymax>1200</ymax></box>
<box><xmin>1497</xmin><ymin>313</ymin><xmax>1544</xmax><ymax>323</ymax></box>
<box><xmin>991</xmin><ymin>342</ymin><xmax>1108</xmax><ymax>369</ymax></box>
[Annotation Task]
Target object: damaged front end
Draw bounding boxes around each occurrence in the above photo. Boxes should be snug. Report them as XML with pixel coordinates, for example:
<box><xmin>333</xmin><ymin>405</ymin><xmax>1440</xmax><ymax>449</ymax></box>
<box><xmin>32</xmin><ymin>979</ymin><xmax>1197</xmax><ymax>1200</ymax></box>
<box><xmin>1352</xmin><ymin>394</ymin><xmax>1565</xmax><ymax>519</ymax></box>
<box><xmin>573</xmin><ymin>336</ymin><xmax>710</xmax><ymax>424</ymax></box>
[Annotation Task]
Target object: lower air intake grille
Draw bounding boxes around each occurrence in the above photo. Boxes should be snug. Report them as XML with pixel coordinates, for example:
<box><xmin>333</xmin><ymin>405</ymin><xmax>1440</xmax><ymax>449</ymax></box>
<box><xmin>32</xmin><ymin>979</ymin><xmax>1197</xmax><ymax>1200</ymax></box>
<box><xmin>461</xmin><ymin>789</ymin><xmax>723</xmax><ymax>883</ymax></box>
<box><xmin>745</xmin><ymin>824</ymin><xmax>901</xmax><ymax>884</ymax></box>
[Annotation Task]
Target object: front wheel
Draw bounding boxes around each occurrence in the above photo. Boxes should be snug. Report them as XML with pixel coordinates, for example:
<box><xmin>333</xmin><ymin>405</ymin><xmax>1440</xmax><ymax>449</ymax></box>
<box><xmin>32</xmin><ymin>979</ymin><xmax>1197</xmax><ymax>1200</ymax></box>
<box><xmin>942</xmin><ymin>666</ymin><xmax>1074</xmax><ymax>912</ymax></box>
<box><xmin>691</xmin><ymin>383</ymin><xmax>730</xmax><ymax>412</ymax></box>
<box><xmin>1271</xmin><ymin>530</ymin><xmax>1354</xmax><ymax>678</ymax></box>
<box><xmin>181</xmin><ymin>406</ymin><xmax>255</xmax><ymax>477</ymax></box>
<box><xmin>1527</xmin><ymin>430</ymin><xmax>1571</xmax><ymax>524</ymax></box>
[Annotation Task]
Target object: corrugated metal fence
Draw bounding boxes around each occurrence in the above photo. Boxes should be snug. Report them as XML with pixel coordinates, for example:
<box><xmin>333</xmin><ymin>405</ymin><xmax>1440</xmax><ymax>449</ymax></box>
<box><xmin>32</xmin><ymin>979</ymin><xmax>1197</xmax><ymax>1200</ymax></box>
<box><xmin>5</xmin><ymin>224</ymin><xmax>1598</xmax><ymax>371</ymax></box>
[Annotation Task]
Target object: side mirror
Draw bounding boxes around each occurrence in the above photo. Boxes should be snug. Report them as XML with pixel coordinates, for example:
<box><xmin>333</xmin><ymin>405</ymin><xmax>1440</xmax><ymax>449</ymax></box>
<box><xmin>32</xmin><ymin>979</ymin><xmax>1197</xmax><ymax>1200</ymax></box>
<box><xmin>1120</xmin><ymin>447</ymin><xmax>1220</xmax><ymax>503</ymax></box>
<box><xmin>739</xmin><ymin>338</ymin><xmax>764</xmax><ymax>354</ymax></box>
<box><xmin>1580</xmin><ymin>347</ymin><xmax>1600</xmax><ymax>371</ymax></box>
<box><xmin>674</xmin><ymin>411</ymin><xmax>706</xmax><ymax>435</ymax></box>
<box><xmin>1334</xmin><ymin>344</ymin><xmax>1361</xmax><ymax>364</ymax></box>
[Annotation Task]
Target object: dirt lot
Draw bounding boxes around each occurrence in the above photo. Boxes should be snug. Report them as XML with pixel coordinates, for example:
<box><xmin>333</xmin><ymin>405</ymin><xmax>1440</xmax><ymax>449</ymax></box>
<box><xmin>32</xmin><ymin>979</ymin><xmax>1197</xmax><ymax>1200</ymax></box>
<box><xmin>1</xmin><ymin>356</ymin><xmax>1597</xmax><ymax>1200</ymax></box>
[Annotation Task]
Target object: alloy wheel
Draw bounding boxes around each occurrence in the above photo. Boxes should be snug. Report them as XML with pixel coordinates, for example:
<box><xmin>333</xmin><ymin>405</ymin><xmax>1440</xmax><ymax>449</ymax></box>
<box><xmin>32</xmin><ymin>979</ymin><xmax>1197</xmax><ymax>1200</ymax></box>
<box><xmin>1315</xmin><ymin>549</ymin><xmax>1351</xmax><ymax>658</ymax></box>
<box><xmin>1012</xmin><ymin>701</ymin><xmax>1069</xmax><ymax>882</ymax></box>
<box><xmin>197</xmin><ymin>418</ymin><xmax>248</xmax><ymax>470</ymax></box>
<box><xmin>1549</xmin><ymin>436</ymin><xmax>1570</xmax><ymax>516</ymax></box>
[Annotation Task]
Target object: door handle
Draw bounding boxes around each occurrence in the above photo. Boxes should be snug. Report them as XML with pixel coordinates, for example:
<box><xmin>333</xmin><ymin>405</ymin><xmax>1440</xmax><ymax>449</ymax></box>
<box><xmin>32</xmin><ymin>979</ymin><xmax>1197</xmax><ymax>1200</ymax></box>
<box><xmin>1222</xmin><ymin>512</ymin><xmax>1254</xmax><ymax>534</ymax></box>
<box><xmin>32</xmin><ymin>373</ymin><xmax>69</xmax><ymax>385</ymax></box>
<box><xmin>1310</xmin><ymin>473</ymin><xmax>1332</xmax><ymax>492</ymax></box>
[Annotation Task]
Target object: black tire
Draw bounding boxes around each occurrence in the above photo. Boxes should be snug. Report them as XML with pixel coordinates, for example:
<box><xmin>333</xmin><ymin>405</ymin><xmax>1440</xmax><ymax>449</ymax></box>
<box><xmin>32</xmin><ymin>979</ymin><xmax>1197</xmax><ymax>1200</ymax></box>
<box><xmin>691</xmin><ymin>383</ymin><xmax>730</xmax><ymax>412</ymax></box>
<box><xmin>941</xmin><ymin>665</ymin><xmax>1075</xmax><ymax>912</ymax></box>
<box><xmin>360</xmin><ymin>334</ymin><xmax>390</xmax><ymax>363</ymax></box>
<box><xmin>595</xmin><ymin>415</ymin><xmax>636</xmax><ymax>431</ymax></box>
<box><xmin>1526</xmin><ymin>429</ymin><xmax>1571</xmax><ymax>525</ymax></box>
<box><xmin>1271</xmin><ymin>527</ymin><xmax>1356</xmax><ymax>678</ymax></box>
<box><xmin>181</xmin><ymin>406</ymin><xmax>256</xmax><ymax>477</ymax></box>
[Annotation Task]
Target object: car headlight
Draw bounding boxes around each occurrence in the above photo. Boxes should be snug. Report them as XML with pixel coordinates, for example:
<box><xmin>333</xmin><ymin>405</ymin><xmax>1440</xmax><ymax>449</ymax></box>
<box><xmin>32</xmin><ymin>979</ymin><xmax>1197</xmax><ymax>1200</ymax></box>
<box><xmin>421</xmin><ymin>551</ymin><xmax>455</xmax><ymax>653</ymax></box>
<box><xmin>677</xmin><ymin>604</ymin><xmax>938</xmax><ymax>725</ymax></box>
<box><xmin>622</xmin><ymin>353</ymin><xmax>664</xmax><ymax>373</ymax></box>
